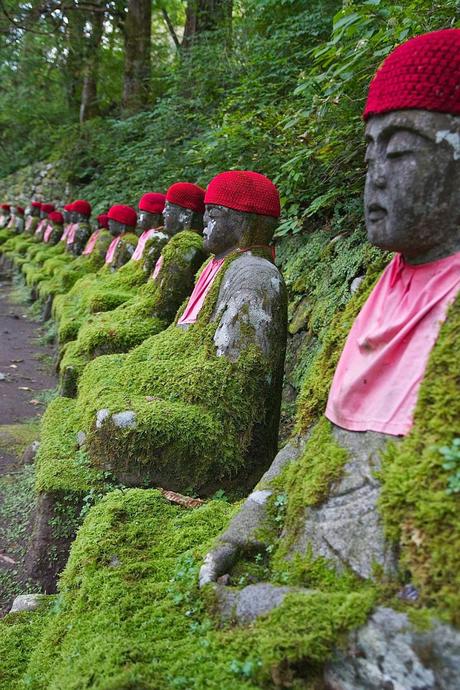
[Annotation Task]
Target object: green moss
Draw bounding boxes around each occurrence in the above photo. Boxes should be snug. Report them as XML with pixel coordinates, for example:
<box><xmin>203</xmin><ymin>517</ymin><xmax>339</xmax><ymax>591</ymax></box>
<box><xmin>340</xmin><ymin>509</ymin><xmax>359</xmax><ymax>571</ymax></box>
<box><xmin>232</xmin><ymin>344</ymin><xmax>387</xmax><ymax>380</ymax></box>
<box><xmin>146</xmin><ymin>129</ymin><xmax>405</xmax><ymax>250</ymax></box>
<box><xmin>379</xmin><ymin>296</ymin><xmax>460</xmax><ymax>625</ymax></box>
<box><xmin>58</xmin><ymin>230</ymin><xmax>204</xmax><ymax>388</ymax></box>
<box><xmin>1</xmin><ymin>489</ymin><xmax>375</xmax><ymax>689</ymax></box>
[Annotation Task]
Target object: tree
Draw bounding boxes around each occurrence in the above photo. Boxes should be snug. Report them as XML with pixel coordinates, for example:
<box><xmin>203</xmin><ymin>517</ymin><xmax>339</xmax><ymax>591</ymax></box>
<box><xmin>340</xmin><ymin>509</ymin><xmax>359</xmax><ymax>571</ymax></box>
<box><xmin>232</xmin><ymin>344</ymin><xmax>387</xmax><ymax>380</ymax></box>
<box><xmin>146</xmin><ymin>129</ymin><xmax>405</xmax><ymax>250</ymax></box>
<box><xmin>182</xmin><ymin>0</ymin><xmax>233</xmax><ymax>48</ymax></box>
<box><xmin>80</xmin><ymin>1</ymin><xmax>105</xmax><ymax>122</ymax></box>
<box><xmin>122</xmin><ymin>0</ymin><xmax>152</xmax><ymax>116</ymax></box>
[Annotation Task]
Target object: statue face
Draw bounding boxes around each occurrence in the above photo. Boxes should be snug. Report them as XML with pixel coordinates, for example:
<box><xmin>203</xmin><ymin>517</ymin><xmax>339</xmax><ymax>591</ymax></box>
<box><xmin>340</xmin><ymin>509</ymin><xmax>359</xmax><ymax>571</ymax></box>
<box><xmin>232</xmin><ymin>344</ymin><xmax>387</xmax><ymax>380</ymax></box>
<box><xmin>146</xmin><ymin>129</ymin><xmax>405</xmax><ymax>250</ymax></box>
<box><xmin>138</xmin><ymin>210</ymin><xmax>161</xmax><ymax>232</ymax></box>
<box><xmin>162</xmin><ymin>202</ymin><xmax>193</xmax><ymax>236</ymax></box>
<box><xmin>203</xmin><ymin>205</ymin><xmax>245</xmax><ymax>257</ymax></box>
<box><xmin>108</xmin><ymin>218</ymin><xmax>125</xmax><ymax>236</ymax></box>
<box><xmin>40</xmin><ymin>210</ymin><xmax>47</xmax><ymax>219</ymax></box>
<box><xmin>10</xmin><ymin>206</ymin><xmax>16</xmax><ymax>215</ymax></box>
<box><xmin>63</xmin><ymin>210</ymin><xmax>71</xmax><ymax>223</ymax></box>
<box><xmin>364</xmin><ymin>110</ymin><xmax>460</xmax><ymax>262</ymax></box>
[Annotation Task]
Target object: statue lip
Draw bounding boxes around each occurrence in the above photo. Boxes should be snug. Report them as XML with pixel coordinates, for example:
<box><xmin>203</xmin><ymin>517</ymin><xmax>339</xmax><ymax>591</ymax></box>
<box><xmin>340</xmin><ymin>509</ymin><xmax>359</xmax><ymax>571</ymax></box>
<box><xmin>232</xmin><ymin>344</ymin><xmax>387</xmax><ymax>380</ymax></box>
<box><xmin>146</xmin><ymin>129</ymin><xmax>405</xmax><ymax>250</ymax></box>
<box><xmin>367</xmin><ymin>203</ymin><xmax>387</xmax><ymax>221</ymax></box>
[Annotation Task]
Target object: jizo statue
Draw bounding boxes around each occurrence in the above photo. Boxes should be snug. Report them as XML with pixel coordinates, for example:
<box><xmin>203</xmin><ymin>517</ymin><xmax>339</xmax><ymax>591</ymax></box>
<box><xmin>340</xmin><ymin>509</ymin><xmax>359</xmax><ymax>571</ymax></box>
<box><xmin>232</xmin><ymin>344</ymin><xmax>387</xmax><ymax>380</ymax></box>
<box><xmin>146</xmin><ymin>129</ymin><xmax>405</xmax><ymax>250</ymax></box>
<box><xmin>24</xmin><ymin>202</ymin><xmax>41</xmax><ymax>235</ymax></box>
<box><xmin>67</xmin><ymin>199</ymin><xmax>92</xmax><ymax>255</ymax></box>
<box><xmin>198</xmin><ymin>32</ymin><xmax>460</xmax><ymax>663</ymax></box>
<box><xmin>0</xmin><ymin>204</ymin><xmax>11</xmax><ymax>229</ymax></box>
<box><xmin>133</xmin><ymin>192</ymin><xmax>168</xmax><ymax>272</ymax></box>
<box><xmin>105</xmin><ymin>204</ymin><xmax>138</xmax><ymax>269</ymax></box>
<box><xmin>35</xmin><ymin>203</ymin><xmax>55</xmax><ymax>240</ymax></box>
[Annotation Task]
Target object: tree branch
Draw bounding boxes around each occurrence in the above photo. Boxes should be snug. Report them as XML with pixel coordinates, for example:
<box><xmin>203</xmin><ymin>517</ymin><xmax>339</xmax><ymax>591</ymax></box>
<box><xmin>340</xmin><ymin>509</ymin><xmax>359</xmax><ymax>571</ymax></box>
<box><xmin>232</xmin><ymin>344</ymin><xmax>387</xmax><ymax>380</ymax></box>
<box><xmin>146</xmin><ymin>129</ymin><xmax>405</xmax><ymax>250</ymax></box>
<box><xmin>160</xmin><ymin>6</ymin><xmax>180</xmax><ymax>49</ymax></box>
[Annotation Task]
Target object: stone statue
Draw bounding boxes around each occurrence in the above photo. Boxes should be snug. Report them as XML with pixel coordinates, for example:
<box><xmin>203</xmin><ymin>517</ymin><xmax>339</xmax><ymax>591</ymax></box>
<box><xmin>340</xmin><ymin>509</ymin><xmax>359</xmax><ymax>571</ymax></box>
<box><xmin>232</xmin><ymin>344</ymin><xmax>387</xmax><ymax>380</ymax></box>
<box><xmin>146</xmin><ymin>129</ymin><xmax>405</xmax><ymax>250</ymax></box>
<box><xmin>0</xmin><ymin>204</ymin><xmax>11</xmax><ymax>229</ymax></box>
<box><xmin>64</xmin><ymin>171</ymin><xmax>287</xmax><ymax>494</ymax></box>
<box><xmin>132</xmin><ymin>192</ymin><xmax>168</xmax><ymax>273</ymax></box>
<box><xmin>66</xmin><ymin>200</ymin><xmax>92</xmax><ymax>255</ymax></box>
<box><xmin>35</xmin><ymin>203</ymin><xmax>55</xmax><ymax>241</ymax></box>
<box><xmin>13</xmin><ymin>206</ymin><xmax>25</xmax><ymax>233</ymax></box>
<box><xmin>24</xmin><ymin>202</ymin><xmax>41</xmax><ymax>235</ymax></box>
<box><xmin>198</xmin><ymin>30</ymin><xmax>460</xmax><ymax>688</ymax></box>
<box><xmin>43</xmin><ymin>211</ymin><xmax>64</xmax><ymax>245</ymax></box>
<box><xmin>104</xmin><ymin>204</ymin><xmax>138</xmax><ymax>270</ymax></box>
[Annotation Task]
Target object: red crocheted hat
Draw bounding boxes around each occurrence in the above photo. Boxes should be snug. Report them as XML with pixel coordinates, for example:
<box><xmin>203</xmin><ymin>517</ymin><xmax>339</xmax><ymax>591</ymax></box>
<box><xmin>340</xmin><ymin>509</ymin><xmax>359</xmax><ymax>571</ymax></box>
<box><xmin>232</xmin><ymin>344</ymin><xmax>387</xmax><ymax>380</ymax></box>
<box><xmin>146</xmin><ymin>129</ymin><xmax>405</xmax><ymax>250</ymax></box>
<box><xmin>139</xmin><ymin>192</ymin><xmax>166</xmax><ymax>215</ymax></box>
<box><xmin>16</xmin><ymin>207</ymin><xmax>25</xmax><ymax>215</ymax></box>
<box><xmin>41</xmin><ymin>203</ymin><xmax>55</xmax><ymax>214</ymax></box>
<box><xmin>205</xmin><ymin>171</ymin><xmax>281</xmax><ymax>218</ymax></box>
<box><xmin>48</xmin><ymin>211</ymin><xmax>64</xmax><ymax>224</ymax></box>
<box><xmin>364</xmin><ymin>29</ymin><xmax>460</xmax><ymax>120</ymax></box>
<box><xmin>97</xmin><ymin>213</ymin><xmax>109</xmax><ymax>229</ymax></box>
<box><xmin>72</xmin><ymin>199</ymin><xmax>92</xmax><ymax>217</ymax></box>
<box><xmin>108</xmin><ymin>204</ymin><xmax>137</xmax><ymax>227</ymax></box>
<box><xmin>166</xmin><ymin>183</ymin><xmax>205</xmax><ymax>214</ymax></box>
<box><xmin>1</xmin><ymin>204</ymin><xmax>10</xmax><ymax>211</ymax></box>
<box><xmin>64</xmin><ymin>203</ymin><xmax>73</xmax><ymax>211</ymax></box>
<box><xmin>31</xmin><ymin>201</ymin><xmax>41</xmax><ymax>209</ymax></box>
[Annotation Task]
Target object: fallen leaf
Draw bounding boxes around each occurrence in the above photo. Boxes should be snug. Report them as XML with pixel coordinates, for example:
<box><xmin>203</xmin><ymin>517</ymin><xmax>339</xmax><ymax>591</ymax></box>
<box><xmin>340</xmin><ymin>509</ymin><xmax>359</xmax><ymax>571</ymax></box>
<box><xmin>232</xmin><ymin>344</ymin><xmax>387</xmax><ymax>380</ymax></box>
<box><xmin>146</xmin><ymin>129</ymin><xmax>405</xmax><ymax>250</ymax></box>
<box><xmin>0</xmin><ymin>553</ymin><xmax>16</xmax><ymax>566</ymax></box>
<box><xmin>9</xmin><ymin>364</ymin><xmax>17</xmax><ymax>369</ymax></box>
<box><xmin>29</xmin><ymin>399</ymin><xmax>41</xmax><ymax>405</ymax></box>
<box><xmin>18</xmin><ymin>386</ymin><xmax>32</xmax><ymax>391</ymax></box>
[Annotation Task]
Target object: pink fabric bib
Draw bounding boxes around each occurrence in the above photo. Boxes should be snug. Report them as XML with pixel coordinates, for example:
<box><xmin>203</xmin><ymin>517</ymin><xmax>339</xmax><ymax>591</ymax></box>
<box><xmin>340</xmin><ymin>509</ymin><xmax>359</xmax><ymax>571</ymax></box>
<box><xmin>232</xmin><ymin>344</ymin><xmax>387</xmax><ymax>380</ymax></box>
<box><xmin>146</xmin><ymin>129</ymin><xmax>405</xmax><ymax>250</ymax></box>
<box><xmin>82</xmin><ymin>230</ymin><xmax>100</xmax><ymax>256</ymax></box>
<box><xmin>326</xmin><ymin>251</ymin><xmax>460</xmax><ymax>436</ymax></box>
<box><xmin>177</xmin><ymin>257</ymin><xmax>225</xmax><ymax>326</ymax></box>
<box><xmin>132</xmin><ymin>229</ymin><xmax>158</xmax><ymax>261</ymax></box>
<box><xmin>25</xmin><ymin>217</ymin><xmax>34</xmax><ymax>232</ymax></box>
<box><xmin>43</xmin><ymin>224</ymin><xmax>54</xmax><ymax>243</ymax></box>
<box><xmin>105</xmin><ymin>236</ymin><xmax>121</xmax><ymax>265</ymax></box>
<box><xmin>66</xmin><ymin>223</ymin><xmax>78</xmax><ymax>245</ymax></box>
<box><xmin>61</xmin><ymin>223</ymin><xmax>71</xmax><ymax>241</ymax></box>
<box><xmin>152</xmin><ymin>255</ymin><xmax>164</xmax><ymax>281</ymax></box>
<box><xmin>7</xmin><ymin>216</ymin><xmax>15</xmax><ymax>229</ymax></box>
<box><xmin>35</xmin><ymin>219</ymin><xmax>46</xmax><ymax>236</ymax></box>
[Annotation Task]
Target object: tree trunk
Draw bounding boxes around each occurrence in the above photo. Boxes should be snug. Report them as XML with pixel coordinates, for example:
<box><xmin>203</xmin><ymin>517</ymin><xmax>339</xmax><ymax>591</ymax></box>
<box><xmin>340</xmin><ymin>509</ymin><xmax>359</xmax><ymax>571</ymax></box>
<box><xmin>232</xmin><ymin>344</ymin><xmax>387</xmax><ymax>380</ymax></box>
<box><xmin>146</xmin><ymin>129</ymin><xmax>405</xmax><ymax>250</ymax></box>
<box><xmin>80</xmin><ymin>5</ymin><xmax>104</xmax><ymax>123</ymax></box>
<box><xmin>64</xmin><ymin>2</ymin><xmax>86</xmax><ymax>118</ymax></box>
<box><xmin>182</xmin><ymin>0</ymin><xmax>233</xmax><ymax>49</ymax></box>
<box><xmin>122</xmin><ymin>0</ymin><xmax>152</xmax><ymax>116</ymax></box>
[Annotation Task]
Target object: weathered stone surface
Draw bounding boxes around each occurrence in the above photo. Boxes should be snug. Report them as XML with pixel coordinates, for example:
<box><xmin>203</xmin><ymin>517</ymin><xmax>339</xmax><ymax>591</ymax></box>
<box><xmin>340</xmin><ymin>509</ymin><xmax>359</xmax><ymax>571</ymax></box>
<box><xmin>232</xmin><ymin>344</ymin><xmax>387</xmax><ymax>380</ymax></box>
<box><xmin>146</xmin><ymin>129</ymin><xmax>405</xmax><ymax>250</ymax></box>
<box><xmin>111</xmin><ymin>410</ymin><xmax>137</xmax><ymax>429</ymax></box>
<box><xmin>96</xmin><ymin>408</ymin><xmax>110</xmax><ymax>429</ymax></box>
<box><xmin>288</xmin><ymin>425</ymin><xmax>398</xmax><ymax>579</ymax></box>
<box><xmin>215</xmin><ymin>583</ymin><xmax>312</xmax><ymax>624</ymax></box>
<box><xmin>76</xmin><ymin>431</ymin><xmax>86</xmax><ymax>448</ymax></box>
<box><xmin>10</xmin><ymin>593</ymin><xmax>44</xmax><ymax>613</ymax></box>
<box><xmin>324</xmin><ymin>607</ymin><xmax>460</xmax><ymax>690</ymax></box>
<box><xmin>350</xmin><ymin>275</ymin><xmax>364</xmax><ymax>293</ymax></box>
<box><xmin>22</xmin><ymin>440</ymin><xmax>40</xmax><ymax>465</ymax></box>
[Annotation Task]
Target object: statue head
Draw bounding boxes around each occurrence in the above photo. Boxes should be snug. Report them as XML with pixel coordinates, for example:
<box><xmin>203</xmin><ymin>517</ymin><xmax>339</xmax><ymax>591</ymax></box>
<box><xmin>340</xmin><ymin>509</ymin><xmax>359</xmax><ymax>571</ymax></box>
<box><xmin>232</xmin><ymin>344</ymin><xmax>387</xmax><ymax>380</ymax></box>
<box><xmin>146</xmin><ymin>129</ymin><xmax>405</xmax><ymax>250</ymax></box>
<box><xmin>107</xmin><ymin>204</ymin><xmax>137</xmax><ymax>236</ymax></box>
<box><xmin>40</xmin><ymin>203</ymin><xmax>55</xmax><ymax>220</ymax></box>
<box><xmin>203</xmin><ymin>171</ymin><xmax>280</xmax><ymax>258</ymax></box>
<box><xmin>30</xmin><ymin>202</ymin><xmax>41</xmax><ymax>217</ymax></box>
<box><xmin>162</xmin><ymin>182</ymin><xmax>205</xmax><ymax>236</ymax></box>
<box><xmin>96</xmin><ymin>213</ymin><xmax>109</xmax><ymax>230</ymax></box>
<box><xmin>363</xmin><ymin>29</ymin><xmax>460</xmax><ymax>264</ymax></box>
<box><xmin>138</xmin><ymin>192</ymin><xmax>166</xmax><ymax>232</ymax></box>
<box><xmin>63</xmin><ymin>204</ymin><xmax>74</xmax><ymax>224</ymax></box>
<box><xmin>10</xmin><ymin>205</ymin><xmax>17</xmax><ymax>216</ymax></box>
<box><xmin>48</xmin><ymin>211</ymin><xmax>63</xmax><ymax>228</ymax></box>
<box><xmin>71</xmin><ymin>199</ymin><xmax>92</xmax><ymax>224</ymax></box>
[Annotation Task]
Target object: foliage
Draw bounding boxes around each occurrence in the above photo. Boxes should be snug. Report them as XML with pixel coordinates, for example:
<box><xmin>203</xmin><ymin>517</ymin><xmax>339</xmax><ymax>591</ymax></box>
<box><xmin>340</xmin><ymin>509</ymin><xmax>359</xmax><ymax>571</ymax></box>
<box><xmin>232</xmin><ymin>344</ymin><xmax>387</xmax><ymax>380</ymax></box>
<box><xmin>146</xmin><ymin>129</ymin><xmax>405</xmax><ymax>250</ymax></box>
<box><xmin>439</xmin><ymin>438</ymin><xmax>460</xmax><ymax>495</ymax></box>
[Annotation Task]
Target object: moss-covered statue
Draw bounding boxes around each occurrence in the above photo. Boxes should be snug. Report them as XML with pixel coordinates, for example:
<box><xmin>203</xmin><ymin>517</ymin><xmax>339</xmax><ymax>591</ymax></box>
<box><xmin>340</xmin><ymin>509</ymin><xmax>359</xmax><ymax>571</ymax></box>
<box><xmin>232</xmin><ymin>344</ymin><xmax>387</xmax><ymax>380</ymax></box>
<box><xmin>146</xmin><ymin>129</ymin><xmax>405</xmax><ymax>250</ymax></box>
<box><xmin>132</xmin><ymin>191</ymin><xmax>168</xmax><ymax>272</ymax></box>
<box><xmin>11</xmin><ymin>205</ymin><xmax>25</xmax><ymax>233</ymax></box>
<box><xmin>104</xmin><ymin>203</ymin><xmax>139</xmax><ymax>270</ymax></box>
<box><xmin>65</xmin><ymin>199</ymin><xmax>92</xmax><ymax>255</ymax></box>
<box><xmin>197</xmin><ymin>29</ymin><xmax>460</xmax><ymax>686</ymax></box>
<box><xmin>58</xmin><ymin>185</ymin><xmax>206</xmax><ymax>395</ymax></box>
<box><xmin>24</xmin><ymin>201</ymin><xmax>41</xmax><ymax>235</ymax></box>
<box><xmin>34</xmin><ymin>203</ymin><xmax>55</xmax><ymax>241</ymax></box>
<box><xmin>42</xmin><ymin>211</ymin><xmax>64</xmax><ymax>245</ymax></box>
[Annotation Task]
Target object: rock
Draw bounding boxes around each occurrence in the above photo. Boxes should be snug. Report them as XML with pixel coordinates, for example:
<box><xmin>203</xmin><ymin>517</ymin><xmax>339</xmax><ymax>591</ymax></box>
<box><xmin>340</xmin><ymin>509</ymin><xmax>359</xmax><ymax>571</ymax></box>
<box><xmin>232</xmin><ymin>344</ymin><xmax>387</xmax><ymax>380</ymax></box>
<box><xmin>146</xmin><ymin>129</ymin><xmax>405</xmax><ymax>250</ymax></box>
<box><xmin>324</xmin><ymin>607</ymin><xmax>460</xmax><ymax>690</ymax></box>
<box><xmin>76</xmin><ymin>431</ymin><xmax>86</xmax><ymax>448</ymax></box>
<box><xmin>289</xmin><ymin>425</ymin><xmax>398</xmax><ymax>579</ymax></box>
<box><xmin>350</xmin><ymin>276</ymin><xmax>364</xmax><ymax>293</ymax></box>
<box><xmin>22</xmin><ymin>440</ymin><xmax>40</xmax><ymax>465</ymax></box>
<box><xmin>96</xmin><ymin>408</ymin><xmax>110</xmax><ymax>429</ymax></box>
<box><xmin>215</xmin><ymin>583</ymin><xmax>313</xmax><ymax>624</ymax></box>
<box><xmin>0</xmin><ymin>372</ymin><xmax>6</xmax><ymax>381</ymax></box>
<box><xmin>111</xmin><ymin>410</ymin><xmax>137</xmax><ymax>429</ymax></box>
<box><xmin>10</xmin><ymin>593</ymin><xmax>44</xmax><ymax>613</ymax></box>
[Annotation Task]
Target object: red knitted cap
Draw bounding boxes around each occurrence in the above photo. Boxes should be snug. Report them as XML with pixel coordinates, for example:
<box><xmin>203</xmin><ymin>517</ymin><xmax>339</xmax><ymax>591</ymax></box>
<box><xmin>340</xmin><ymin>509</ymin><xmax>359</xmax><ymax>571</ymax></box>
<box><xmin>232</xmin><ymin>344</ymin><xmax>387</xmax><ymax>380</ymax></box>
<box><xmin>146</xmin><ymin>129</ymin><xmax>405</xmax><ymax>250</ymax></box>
<box><xmin>108</xmin><ymin>204</ymin><xmax>137</xmax><ymax>227</ymax></box>
<box><xmin>166</xmin><ymin>182</ymin><xmax>205</xmax><ymax>214</ymax></box>
<box><xmin>1</xmin><ymin>204</ymin><xmax>10</xmax><ymax>211</ymax></box>
<box><xmin>31</xmin><ymin>202</ymin><xmax>41</xmax><ymax>209</ymax></box>
<box><xmin>205</xmin><ymin>171</ymin><xmax>281</xmax><ymax>218</ymax></box>
<box><xmin>16</xmin><ymin>207</ymin><xmax>25</xmax><ymax>215</ymax></box>
<box><xmin>41</xmin><ymin>203</ymin><xmax>55</xmax><ymax>214</ymax></box>
<box><xmin>139</xmin><ymin>192</ymin><xmax>166</xmax><ymax>215</ymax></box>
<box><xmin>48</xmin><ymin>211</ymin><xmax>64</xmax><ymax>224</ymax></box>
<box><xmin>72</xmin><ymin>199</ymin><xmax>92</xmax><ymax>217</ymax></box>
<box><xmin>64</xmin><ymin>203</ymin><xmax>73</xmax><ymax>212</ymax></box>
<box><xmin>97</xmin><ymin>213</ymin><xmax>109</xmax><ymax>229</ymax></box>
<box><xmin>364</xmin><ymin>29</ymin><xmax>460</xmax><ymax>120</ymax></box>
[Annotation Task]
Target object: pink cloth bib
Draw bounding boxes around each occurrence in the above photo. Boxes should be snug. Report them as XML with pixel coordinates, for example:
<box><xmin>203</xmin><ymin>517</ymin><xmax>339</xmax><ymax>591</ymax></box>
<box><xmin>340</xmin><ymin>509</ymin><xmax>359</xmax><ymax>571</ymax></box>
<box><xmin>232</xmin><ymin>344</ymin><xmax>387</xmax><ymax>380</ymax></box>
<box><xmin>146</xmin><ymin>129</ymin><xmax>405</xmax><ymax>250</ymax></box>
<box><xmin>132</xmin><ymin>229</ymin><xmax>158</xmax><ymax>261</ymax></box>
<box><xmin>61</xmin><ymin>223</ymin><xmax>70</xmax><ymax>241</ymax></box>
<box><xmin>25</xmin><ymin>217</ymin><xmax>34</xmax><ymax>232</ymax></box>
<box><xmin>35</xmin><ymin>219</ymin><xmax>46</xmax><ymax>236</ymax></box>
<box><xmin>177</xmin><ymin>257</ymin><xmax>225</xmax><ymax>326</ymax></box>
<box><xmin>7</xmin><ymin>216</ymin><xmax>15</xmax><ymax>229</ymax></box>
<box><xmin>43</xmin><ymin>224</ymin><xmax>54</xmax><ymax>243</ymax></box>
<box><xmin>105</xmin><ymin>236</ymin><xmax>121</xmax><ymax>264</ymax></box>
<box><xmin>66</xmin><ymin>223</ymin><xmax>78</xmax><ymax>245</ymax></box>
<box><xmin>82</xmin><ymin>230</ymin><xmax>100</xmax><ymax>256</ymax></box>
<box><xmin>326</xmin><ymin>251</ymin><xmax>460</xmax><ymax>436</ymax></box>
<box><xmin>152</xmin><ymin>255</ymin><xmax>164</xmax><ymax>281</ymax></box>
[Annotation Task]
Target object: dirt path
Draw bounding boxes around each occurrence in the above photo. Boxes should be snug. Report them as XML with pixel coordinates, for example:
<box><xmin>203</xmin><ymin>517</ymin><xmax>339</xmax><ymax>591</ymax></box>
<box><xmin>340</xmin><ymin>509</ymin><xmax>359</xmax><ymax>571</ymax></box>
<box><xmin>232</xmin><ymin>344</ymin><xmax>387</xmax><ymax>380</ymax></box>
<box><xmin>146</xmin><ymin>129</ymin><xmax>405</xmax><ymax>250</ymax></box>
<box><xmin>0</xmin><ymin>277</ymin><xmax>56</xmax><ymax>614</ymax></box>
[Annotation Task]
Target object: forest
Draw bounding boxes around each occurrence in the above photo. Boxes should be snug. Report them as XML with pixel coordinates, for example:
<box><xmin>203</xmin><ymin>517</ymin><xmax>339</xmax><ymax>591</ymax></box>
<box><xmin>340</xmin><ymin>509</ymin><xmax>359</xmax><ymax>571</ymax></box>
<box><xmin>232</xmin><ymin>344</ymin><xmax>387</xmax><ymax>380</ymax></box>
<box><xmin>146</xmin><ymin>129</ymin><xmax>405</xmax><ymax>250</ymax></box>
<box><xmin>0</xmin><ymin>1</ymin><xmax>459</xmax><ymax>689</ymax></box>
